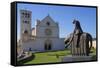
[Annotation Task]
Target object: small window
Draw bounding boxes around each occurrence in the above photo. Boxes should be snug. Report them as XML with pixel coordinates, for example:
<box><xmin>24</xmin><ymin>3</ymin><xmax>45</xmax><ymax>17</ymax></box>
<box><xmin>24</xmin><ymin>30</ymin><xmax>28</xmax><ymax>34</ymax></box>
<box><xmin>46</xmin><ymin>22</ymin><xmax>50</xmax><ymax>26</ymax></box>
<box><xmin>23</xmin><ymin>20</ymin><xmax>27</xmax><ymax>23</ymax></box>
<box><xmin>25</xmin><ymin>13</ymin><xmax>28</xmax><ymax>18</ymax></box>
<box><xmin>24</xmin><ymin>13</ymin><xmax>30</xmax><ymax>18</ymax></box>
<box><xmin>22</xmin><ymin>12</ymin><xmax>24</xmax><ymax>15</ymax></box>
<box><xmin>23</xmin><ymin>20</ymin><xmax>29</xmax><ymax>24</ymax></box>
<box><xmin>21</xmin><ymin>12</ymin><xmax>25</xmax><ymax>17</ymax></box>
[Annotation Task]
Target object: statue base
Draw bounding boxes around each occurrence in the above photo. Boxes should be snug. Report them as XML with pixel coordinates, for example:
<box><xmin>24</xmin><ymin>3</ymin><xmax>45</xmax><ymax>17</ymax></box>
<box><xmin>62</xmin><ymin>55</ymin><xmax>92</xmax><ymax>62</ymax></box>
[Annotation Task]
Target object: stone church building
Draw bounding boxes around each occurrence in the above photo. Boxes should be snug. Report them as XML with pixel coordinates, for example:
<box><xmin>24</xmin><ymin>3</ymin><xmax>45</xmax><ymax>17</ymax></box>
<box><xmin>19</xmin><ymin>10</ymin><xmax>65</xmax><ymax>52</ymax></box>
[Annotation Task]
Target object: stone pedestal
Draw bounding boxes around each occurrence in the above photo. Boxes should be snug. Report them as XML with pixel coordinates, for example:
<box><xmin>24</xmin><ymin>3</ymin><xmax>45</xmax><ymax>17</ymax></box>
<box><xmin>62</xmin><ymin>55</ymin><xmax>92</xmax><ymax>62</ymax></box>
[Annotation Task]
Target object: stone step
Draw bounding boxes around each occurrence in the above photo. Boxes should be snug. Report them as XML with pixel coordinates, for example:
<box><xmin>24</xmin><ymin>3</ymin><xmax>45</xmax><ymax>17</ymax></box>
<box><xmin>61</xmin><ymin>55</ymin><xmax>92</xmax><ymax>62</ymax></box>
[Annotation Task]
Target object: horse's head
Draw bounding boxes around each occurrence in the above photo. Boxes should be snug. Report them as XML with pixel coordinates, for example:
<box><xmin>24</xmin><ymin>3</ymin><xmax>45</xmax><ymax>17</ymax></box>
<box><xmin>72</xmin><ymin>19</ymin><xmax>80</xmax><ymax>24</ymax></box>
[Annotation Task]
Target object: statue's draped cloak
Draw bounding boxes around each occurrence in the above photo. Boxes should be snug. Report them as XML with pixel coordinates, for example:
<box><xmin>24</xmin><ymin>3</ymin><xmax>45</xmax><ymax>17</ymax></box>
<box><xmin>70</xmin><ymin>33</ymin><xmax>89</xmax><ymax>56</ymax></box>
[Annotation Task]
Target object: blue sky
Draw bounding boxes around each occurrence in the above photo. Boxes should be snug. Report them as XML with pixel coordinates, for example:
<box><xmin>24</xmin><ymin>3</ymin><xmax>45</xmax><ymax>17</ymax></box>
<box><xmin>17</xmin><ymin>3</ymin><xmax>96</xmax><ymax>39</ymax></box>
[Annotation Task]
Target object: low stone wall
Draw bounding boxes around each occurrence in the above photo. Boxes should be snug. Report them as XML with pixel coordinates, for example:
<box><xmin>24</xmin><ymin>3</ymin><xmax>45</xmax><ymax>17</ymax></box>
<box><xmin>92</xmin><ymin>40</ymin><xmax>96</xmax><ymax>49</ymax></box>
<box><xmin>17</xmin><ymin>53</ymin><xmax>35</xmax><ymax>65</ymax></box>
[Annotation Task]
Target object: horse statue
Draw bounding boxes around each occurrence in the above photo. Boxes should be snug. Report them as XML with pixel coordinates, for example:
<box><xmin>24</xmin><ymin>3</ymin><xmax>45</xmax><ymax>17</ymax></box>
<box><xmin>64</xmin><ymin>20</ymin><xmax>92</xmax><ymax>56</ymax></box>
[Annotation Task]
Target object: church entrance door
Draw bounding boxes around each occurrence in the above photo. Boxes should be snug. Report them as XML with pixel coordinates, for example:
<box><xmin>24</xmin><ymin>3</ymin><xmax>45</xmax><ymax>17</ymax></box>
<box><xmin>44</xmin><ymin>40</ymin><xmax>52</xmax><ymax>50</ymax></box>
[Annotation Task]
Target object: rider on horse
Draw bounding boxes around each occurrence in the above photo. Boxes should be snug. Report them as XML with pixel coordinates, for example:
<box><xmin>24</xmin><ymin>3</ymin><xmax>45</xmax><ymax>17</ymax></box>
<box><xmin>73</xmin><ymin>19</ymin><xmax>83</xmax><ymax>48</ymax></box>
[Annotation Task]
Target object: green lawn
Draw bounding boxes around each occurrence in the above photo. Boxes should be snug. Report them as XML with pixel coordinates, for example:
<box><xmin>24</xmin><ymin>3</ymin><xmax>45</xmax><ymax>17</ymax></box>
<box><xmin>20</xmin><ymin>49</ymin><xmax>96</xmax><ymax>65</ymax></box>
<box><xmin>24</xmin><ymin>50</ymin><xmax>71</xmax><ymax>64</ymax></box>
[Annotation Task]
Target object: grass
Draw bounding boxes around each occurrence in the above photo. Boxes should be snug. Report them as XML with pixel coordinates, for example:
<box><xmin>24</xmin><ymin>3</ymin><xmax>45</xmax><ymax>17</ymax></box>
<box><xmin>19</xmin><ymin>48</ymin><xmax>96</xmax><ymax>65</ymax></box>
<box><xmin>24</xmin><ymin>50</ymin><xmax>71</xmax><ymax>64</ymax></box>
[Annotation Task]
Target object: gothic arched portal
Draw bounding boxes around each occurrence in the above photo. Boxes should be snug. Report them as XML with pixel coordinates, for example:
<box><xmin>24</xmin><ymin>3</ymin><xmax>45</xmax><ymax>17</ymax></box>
<box><xmin>44</xmin><ymin>39</ymin><xmax>52</xmax><ymax>50</ymax></box>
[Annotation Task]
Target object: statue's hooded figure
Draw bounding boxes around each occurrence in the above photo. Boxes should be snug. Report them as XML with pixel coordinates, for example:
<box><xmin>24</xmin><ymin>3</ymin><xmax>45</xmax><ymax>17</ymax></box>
<box><xmin>72</xmin><ymin>20</ymin><xmax>83</xmax><ymax>47</ymax></box>
<box><xmin>73</xmin><ymin>20</ymin><xmax>83</xmax><ymax>34</ymax></box>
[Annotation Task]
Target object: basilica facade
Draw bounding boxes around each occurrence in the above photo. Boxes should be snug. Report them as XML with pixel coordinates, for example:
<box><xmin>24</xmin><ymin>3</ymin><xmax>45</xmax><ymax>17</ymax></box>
<box><xmin>19</xmin><ymin>10</ymin><xmax>65</xmax><ymax>52</ymax></box>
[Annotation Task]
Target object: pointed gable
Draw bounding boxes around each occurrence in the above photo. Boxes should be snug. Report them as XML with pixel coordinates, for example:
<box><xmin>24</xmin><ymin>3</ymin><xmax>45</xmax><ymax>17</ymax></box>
<box><xmin>37</xmin><ymin>15</ymin><xmax>58</xmax><ymax>27</ymax></box>
<box><xmin>41</xmin><ymin>15</ymin><xmax>55</xmax><ymax>23</ymax></box>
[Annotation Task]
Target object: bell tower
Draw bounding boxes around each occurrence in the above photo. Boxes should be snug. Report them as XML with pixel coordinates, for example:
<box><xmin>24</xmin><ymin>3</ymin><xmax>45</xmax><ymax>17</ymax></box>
<box><xmin>20</xmin><ymin>10</ymin><xmax>32</xmax><ymax>41</ymax></box>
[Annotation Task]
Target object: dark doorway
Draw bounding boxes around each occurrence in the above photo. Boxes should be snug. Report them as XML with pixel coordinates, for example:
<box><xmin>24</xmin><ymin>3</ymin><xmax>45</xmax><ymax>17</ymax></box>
<box><xmin>44</xmin><ymin>43</ymin><xmax>51</xmax><ymax>50</ymax></box>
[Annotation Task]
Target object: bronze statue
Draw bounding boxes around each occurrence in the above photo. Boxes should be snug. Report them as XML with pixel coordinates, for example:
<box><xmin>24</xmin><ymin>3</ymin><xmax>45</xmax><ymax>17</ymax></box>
<box><xmin>64</xmin><ymin>20</ymin><xmax>92</xmax><ymax>56</ymax></box>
